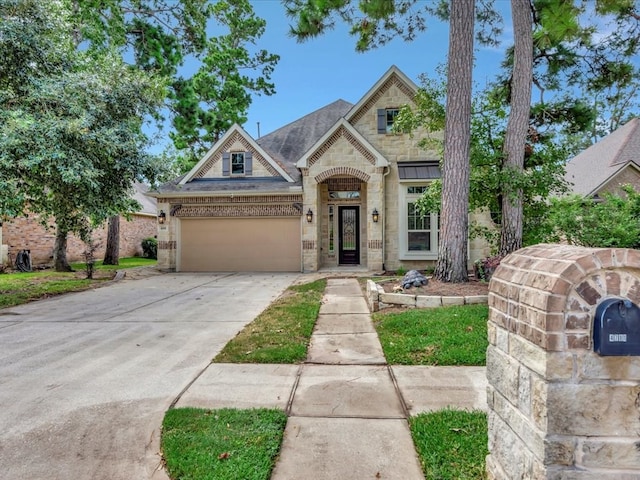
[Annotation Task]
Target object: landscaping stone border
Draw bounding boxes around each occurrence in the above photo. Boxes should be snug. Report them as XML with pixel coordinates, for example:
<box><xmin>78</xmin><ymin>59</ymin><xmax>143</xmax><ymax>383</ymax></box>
<box><xmin>365</xmin><ymin>280</ymin><xmax>488</xmax><ymax>312</ymax></box>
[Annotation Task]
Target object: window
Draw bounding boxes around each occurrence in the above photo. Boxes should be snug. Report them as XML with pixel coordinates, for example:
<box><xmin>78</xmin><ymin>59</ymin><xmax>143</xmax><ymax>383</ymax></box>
<box><xmin>377</xmin><ymin>108</ymin><xmax>400</xmax><ymax>134</ymax></box>
<box><xmin>222</xmin><ymin>151</ymin><xmax>252</xmax><ymax>177</ymax></box>
<box><xmin>386</xmin><ymin>109</ymin><xmax>399</xmax><ymax>133</ymax></box>
<box><xmin>231</xmin><ymin>152</ymin><xmax>244</xmax><ymax>175</ymax></box>
<box><xmin>399</xmin><ymin>184</ymin><xmax>439</xmax><ymax>259</ymax></box>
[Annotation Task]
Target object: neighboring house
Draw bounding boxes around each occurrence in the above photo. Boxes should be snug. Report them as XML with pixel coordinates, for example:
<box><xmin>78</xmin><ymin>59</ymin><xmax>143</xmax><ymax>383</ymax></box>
<box><xmin>0</xmin><ymin>182</ymin><xmax>157</xmax><ymax>267</ymax></box>
<box><xmin>565</xmin><ymin>117</ymin><xmax>640</xmax><ymax>197</ymax></box>
<box><xmin>150</xmin><ymin>66</ymin><xmax>490</xmax><ymax>272</ymax></box>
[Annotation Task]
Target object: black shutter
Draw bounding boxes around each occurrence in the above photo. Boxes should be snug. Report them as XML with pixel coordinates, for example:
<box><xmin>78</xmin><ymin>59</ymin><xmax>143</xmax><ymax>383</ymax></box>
<box><xmin>222</xmin><ymin>152</ymin><xmax>230</xmax><ymax>176</ymax></box>
<box><xmin>245</xmin><ymin>151</ymin><xmax>253</xmax><ymax>176</ymax></box>
<box><xmin>377</xmin><ymin>109</ymin><xmax>386</xmax><ymax>134</ymax></box>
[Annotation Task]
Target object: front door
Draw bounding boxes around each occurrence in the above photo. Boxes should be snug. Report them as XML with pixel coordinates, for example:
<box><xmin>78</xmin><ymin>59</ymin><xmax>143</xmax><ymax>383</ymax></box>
<box><xmin>338</xmin><ymin>206</ymin><xmax>359</xmax><ymax>265</ymax></box>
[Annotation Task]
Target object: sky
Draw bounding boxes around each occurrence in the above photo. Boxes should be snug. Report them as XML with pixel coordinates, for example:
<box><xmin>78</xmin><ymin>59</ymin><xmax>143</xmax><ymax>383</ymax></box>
<box><xmin>229</xmin><ymin>0</ymin><xmax>512</xmax><ymax>140</ymax></box>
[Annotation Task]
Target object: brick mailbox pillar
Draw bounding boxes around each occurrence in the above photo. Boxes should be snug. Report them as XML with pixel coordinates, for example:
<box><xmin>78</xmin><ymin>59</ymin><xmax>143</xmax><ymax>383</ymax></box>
<box><xmin>486</xmin><ymin>244</ymin><xmax>640</xmax><ymax>479</ymax></box>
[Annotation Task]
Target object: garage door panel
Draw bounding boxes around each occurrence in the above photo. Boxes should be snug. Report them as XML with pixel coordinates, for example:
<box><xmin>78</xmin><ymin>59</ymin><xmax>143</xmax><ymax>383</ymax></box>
<box><xmin>179</xmin><ymin>218</ymin><xmax>301</xmax><ymax>272</ymax></box>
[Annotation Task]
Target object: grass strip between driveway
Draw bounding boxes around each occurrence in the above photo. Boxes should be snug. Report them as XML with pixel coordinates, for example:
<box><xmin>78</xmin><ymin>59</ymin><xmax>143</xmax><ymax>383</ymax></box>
<box><xmin>0</xmin><ymin>257</ymin><xmax>157</xmax><ymax>309</ymax></box>
<box><xmin>162</xmin><ymin>407</ymin><xmax>287</xmax><ymax>480</ymax></box>
<box><xmin>213</xmin><ymin>278</ymin><xmax>326</xmax><ymax>364</ymax></box>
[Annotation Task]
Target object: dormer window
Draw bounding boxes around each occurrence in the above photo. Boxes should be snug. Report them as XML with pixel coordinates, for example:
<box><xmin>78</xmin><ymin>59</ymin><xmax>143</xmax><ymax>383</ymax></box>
<box><xmin>377</xmin><ymin>108</ymin><xmax>400</xmax><ymax>134</ymax></box>
<box><xmin>231</xmin><ymin>152</ymin><xmax>245</xmax><ymax>175</ymax></box>
<box><xmin>222</xmin><ymin>151</ymin><xmax>253</xmax><ymax>177</ymax></box>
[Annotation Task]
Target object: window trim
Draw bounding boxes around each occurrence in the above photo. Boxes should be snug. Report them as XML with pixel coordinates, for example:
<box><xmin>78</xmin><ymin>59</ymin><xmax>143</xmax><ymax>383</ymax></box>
<box><xmin>230</xmin><ymin>152</ymin><xmax>245</xmax><ymax>176</ymax></box>
<box><xmin>398</xmin><ymin>181</ymin><xmax>439</xmax><ymax>260</ymax></box>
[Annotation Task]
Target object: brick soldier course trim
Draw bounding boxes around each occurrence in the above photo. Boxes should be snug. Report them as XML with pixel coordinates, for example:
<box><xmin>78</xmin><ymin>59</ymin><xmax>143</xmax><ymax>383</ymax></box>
<box><xmin>307</xmin><ymin>125</ymin><xmax>377</xmax><ymax>167</ymax></box>
<box><xmin>174</xmin><ymin>204</ymin><xmax>302</xmax><ymax>218</ymax></box>
<box><xmin>350</xmin><ymin>74</ymin><xmax>414</xmax><ymax>124</ymax></box>
<box><xmin>314</xmin><ymin>167</ymin><xmax>371</xmax><ymax>184</ymax></box>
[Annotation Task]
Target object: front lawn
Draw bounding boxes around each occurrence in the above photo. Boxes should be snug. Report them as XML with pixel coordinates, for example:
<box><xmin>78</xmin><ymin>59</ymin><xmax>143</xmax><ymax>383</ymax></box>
<box><xmin>410</xmin><ymin>409</ymin><xmax>488</xmax><ymax>480</ymax></box>
<box><xmin>162</xmin><ymin>407</ymin><xmax>286</xmax><ymax>480</ymax></box>
<box><xmin>372</xmin><ymin>304</ymin><xmax>489</xmax><ymax>365</ymax></box>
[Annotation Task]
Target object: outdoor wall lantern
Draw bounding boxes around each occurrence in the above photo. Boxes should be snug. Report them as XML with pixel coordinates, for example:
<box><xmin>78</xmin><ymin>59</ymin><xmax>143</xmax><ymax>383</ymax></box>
<box><xmin>306</xmin><ymin>209</ymin><xmax>313</xmax><ymax>223</ymax></box>
<box><xmin>158</xmin><ymin>210</ymin><xmax>166</xmax><ymax>225</ymax></box>
<box><xmin>372</xmin><ymin>208</ymin><xmax>380</xmax><ymax>223</ymax></box>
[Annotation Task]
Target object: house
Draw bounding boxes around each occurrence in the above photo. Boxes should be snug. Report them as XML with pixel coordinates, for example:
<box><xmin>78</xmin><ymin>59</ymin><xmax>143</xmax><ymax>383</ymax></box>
<box><xmin>150</xmin><ymin>66</ymin><xmax>490</xmax><ymax>272</ymax></box>
<box><xmin>565</xmin><ymin>117</ymin><xmax>640</xmax><ymax>197</ymax></box>
<box><xmin>0</xmin><ymin>182</ymin><xmax>157</xmax><ymax>267</ymax></box>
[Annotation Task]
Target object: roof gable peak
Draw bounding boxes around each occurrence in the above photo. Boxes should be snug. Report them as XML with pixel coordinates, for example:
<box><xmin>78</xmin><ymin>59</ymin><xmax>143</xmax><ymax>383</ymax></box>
<box><xmin>180</xmin><ymin>124</ymin><xmax>294</xmax><ymax>184</ymax></box>
<box><xmin>346</xmin><ymin>65</ymin><xmax>418</xmax><ymax>124</ymax></box>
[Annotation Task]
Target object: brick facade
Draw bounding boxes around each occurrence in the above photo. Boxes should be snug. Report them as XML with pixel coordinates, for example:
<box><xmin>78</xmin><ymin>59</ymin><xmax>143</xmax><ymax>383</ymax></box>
<box><xmin>2</xmin><ymin>214</ymin><xmax>157</xmax><ymax>267</ymax></box>
<box><xmin>487</xmin><ymin>244</ymin><xmax>640</xmax><ymax>479</ymax></box>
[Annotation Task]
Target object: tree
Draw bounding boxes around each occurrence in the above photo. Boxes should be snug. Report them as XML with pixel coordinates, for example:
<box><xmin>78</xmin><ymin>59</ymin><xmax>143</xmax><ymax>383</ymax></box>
<box><xmin>169</xmin><ymin>0</ymin><xmax>280</xmax><ymax>163</ymax></box>
<box><xmin>498</xmin><ymin>0</ymin><xmax>533</xmax><ymax>256</ymax></box>
<box><xmin>70</xmin><ymin>0</ymin><xmax>279</xmax><ymax>264</ymax></box>
<box><xmin>433</xmin><ymin>0</ymin><xmax>475</xmax><ymax>283</ymax></box>
<box><xmin>543</xmin><ymin>186</ymin><xmax>640</xmax><ymax>248</ymax></box>
<box><xmin>0</xmin><ymin>0</ymin><xmax>166</xmax><ymax>271</ymax></box>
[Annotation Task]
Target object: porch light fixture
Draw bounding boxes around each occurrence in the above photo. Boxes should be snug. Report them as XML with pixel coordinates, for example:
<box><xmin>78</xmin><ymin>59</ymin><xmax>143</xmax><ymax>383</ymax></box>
<box><xmin>372</xmin><ymin>208</ymin><xmax>380</xmax><ymax>223</ymax></box>
<box><xmin>306</xmin><ymin>209</ymin><xmax>313</xmax><ymax>223</ymax></box>
<box><xmin>158</xmin><ymin>210</ymin><xmax>166</xmax><ymax>225</ymax></box>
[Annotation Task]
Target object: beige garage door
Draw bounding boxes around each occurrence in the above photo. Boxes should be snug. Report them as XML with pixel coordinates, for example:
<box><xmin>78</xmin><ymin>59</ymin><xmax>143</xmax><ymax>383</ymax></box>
<box><xmin>179</xmin><ymin>218</ymin><xmax>301</xmax><ymax>272</ymax></box>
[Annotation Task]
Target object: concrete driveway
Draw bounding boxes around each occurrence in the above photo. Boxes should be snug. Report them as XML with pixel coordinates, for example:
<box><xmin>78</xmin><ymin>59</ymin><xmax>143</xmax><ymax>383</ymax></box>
<box><xmin>0</xmin><ymin>272</ymin><xmax>298</xmax><ymax>480</ymax></box>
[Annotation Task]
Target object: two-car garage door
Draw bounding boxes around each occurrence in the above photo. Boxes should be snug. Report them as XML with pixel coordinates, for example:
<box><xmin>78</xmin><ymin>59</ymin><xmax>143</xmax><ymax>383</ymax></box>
<box><xmin>178</xmin><ymin>218</ymin><xmax>301</xmax><ymax>272</ymax></box>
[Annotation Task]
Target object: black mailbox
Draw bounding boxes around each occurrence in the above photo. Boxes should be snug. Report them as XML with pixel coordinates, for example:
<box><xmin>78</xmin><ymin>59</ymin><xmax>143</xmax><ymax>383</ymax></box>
<box><xmin>593</xmin><ymin>298</ymin><xmax>640</xmax><ymax>356</ymax></box>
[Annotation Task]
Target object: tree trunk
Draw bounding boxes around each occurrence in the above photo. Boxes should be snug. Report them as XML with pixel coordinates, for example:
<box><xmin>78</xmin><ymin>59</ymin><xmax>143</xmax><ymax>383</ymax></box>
<box><xmin>499</xmin><ymin>0</ymin><xmax>533</xmax><ymax>256</ymax></box>
<box><xmin>53</xmin><ymin>225</ymin><xmax>72</xmax><ymax>272</ymax></box>
<box><xmin>103</xmin><ymin>215</ymin><xmax>120</xmax><ymax>265</ymax></box>
<box><xmin>434</xmin><ymin>0</ymin><xmax>475</xmax><ymax>283</ymax></box>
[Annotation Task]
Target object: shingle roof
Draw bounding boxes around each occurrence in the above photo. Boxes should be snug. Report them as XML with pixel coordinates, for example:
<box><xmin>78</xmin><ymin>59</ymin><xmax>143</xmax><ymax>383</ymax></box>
<box><xmin>565</xmin><ymin>117</ymin><xmax>640</xmax><ymax>196</ymax></box>
<box><xmin>132</xmin><ymin>181</ymin><xmax>157</xmax><ymax>214</ymax></box>
<box><xmin>257</xmin><ymin>99</ymin><xmax>354</xmax><ymax>180</ymax></box>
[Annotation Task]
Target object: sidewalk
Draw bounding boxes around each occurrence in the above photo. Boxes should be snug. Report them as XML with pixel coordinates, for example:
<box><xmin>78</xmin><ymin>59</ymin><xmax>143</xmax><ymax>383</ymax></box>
<box><xmin>175</xmin><ymin>278</ymin><xmax>487</xmax><ymax>479</ymax></box>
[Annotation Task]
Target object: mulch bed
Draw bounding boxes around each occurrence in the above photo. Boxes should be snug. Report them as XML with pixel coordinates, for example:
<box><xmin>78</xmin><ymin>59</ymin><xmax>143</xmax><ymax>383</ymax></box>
<box><xmin>378</xmin><ymin>277</ymin><xmax>489</xmax><ymax>297</ymax></box>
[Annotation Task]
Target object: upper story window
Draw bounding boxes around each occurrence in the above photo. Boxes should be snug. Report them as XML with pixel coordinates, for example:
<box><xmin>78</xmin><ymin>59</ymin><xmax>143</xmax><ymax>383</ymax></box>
<box><xmin>377</xmin><ymin>108</ymin><xmax>400</xmax><ymax>134</ymax></box>
<box><xmin>231</xmin><ymin>152</ymin><xmax>245</xmax><ymax>175</ymax></box>
<box><xmin>222</xmin><ymin>151</ymin><xmax>253</xmax><ymax>177</ymax></box>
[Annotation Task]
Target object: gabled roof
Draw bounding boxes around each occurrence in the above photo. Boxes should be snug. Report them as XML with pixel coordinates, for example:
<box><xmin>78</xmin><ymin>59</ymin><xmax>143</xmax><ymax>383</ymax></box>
<box><xmin>257</xmin><ymin>99</ymin><xmax>353</xmax><ymax>178</ymax></box>
<box><xmin>345</xmin><ymin>65</ymin><xmax>418</xmax><ymax>124</ymax></box>
<box><xmin>180</xmin><ymin>123</ymin><xmax>294</xmax><ymax>185</ymax></box>
<box><xmin>565</xmin><ymin>118</ymin><xmax>640</xmax><ymax>196</ymax></box>
<box><xmin>297</xmin><ymin>118</ymin><xmax>389</xmax><ymax>169</ymax></box>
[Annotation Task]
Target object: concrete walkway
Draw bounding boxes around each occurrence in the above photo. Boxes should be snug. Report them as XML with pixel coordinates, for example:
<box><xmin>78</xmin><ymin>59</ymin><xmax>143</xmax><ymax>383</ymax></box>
<box><xmin>176</xmin><ymin>278</ymin><xmax>487</xmax><ymax>479</ymax></box>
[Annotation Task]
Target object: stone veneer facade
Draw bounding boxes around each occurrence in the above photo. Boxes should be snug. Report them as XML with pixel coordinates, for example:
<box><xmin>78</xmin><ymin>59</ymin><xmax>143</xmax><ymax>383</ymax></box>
<box><xmin>487</xmin><ymin>243</ymin><xmax>640</xmax><ymax>479</ymax></box>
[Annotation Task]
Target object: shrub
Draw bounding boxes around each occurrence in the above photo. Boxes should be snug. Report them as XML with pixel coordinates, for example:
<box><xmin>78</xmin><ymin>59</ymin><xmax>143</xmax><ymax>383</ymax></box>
<box><xmin>141</xmin><ymin>237</ymin><xmax>158</xmax><ymax>259</ymax></box>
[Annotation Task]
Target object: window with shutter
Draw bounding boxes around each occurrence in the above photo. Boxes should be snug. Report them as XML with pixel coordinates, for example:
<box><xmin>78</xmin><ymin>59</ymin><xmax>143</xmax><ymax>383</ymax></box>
<box><xmin>378</xmin><ymin>108</ymin><xmax>400</xmax><ymax>134</ymax></box>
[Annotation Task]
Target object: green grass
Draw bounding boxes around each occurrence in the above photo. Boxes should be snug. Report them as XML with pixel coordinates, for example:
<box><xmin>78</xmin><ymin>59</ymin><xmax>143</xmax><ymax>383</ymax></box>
<box><xmin>372</xmin><ymin>304</ymin><xmax>489</xmax><ymax>365</ymax></box>
<box><xmin>70</xmin><ymin>256</ymin><xmax>157</xmax><ymax>271</ymax></box>
<box><xmin>410</xmin><ymin>409</ymin><xmax>488</xmax><ymax>480</ymax></box>
<box><xmin>214</xmin><ymin>279</ymin><xmax>326</xmax><ymax>363</ymax></box>
<box><xmin>162</xmin><ymin>407</ymin><xmax>287</xmax><ymax>480</ymax></box>
<box><xmin>0</xmin><ymin>257</ymin><xmax>157</xmax><ymax>308</ymax></box>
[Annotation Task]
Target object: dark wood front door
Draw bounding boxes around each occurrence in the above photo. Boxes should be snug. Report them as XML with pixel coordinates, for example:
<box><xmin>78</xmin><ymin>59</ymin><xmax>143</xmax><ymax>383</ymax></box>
<box><xmin>338</xmin><ymin>206</ymin><xmax>359</xmax><ymax>265</ymax></box>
